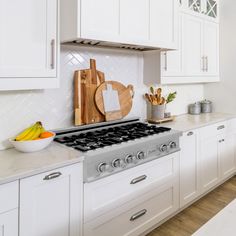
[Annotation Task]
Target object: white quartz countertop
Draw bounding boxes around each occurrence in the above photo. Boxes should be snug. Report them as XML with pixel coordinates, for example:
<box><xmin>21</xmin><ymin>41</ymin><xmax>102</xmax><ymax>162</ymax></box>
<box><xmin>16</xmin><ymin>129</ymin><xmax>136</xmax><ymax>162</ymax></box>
<box><xmin>0</xmin><ymin>143</ymin><xmax>84</xmax><ymax>185</ymax></box>
<box><xmin>163</xmin><ymin>113</ymin><xmax>236</xmax><ymax>132</ymax></box>
<box><xmin>192</xmin><ymin>198</ymin><xmax>236</xmax><ymax>236</ymax></box>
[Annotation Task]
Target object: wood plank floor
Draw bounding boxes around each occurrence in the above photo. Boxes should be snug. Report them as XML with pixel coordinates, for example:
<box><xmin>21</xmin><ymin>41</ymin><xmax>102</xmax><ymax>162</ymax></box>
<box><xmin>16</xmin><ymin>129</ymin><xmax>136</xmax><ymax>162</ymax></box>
<box><xmin>147</xmin><ymin>176</ymin><xmax>236</xmax><ymax>236</ymax></box>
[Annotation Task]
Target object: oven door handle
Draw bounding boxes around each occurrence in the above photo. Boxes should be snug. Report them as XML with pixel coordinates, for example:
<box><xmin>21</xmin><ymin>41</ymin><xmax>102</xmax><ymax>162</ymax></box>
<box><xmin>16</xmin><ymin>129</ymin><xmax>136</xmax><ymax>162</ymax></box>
<box><xmin>130</xmin><ymin>175</ymin><xmax>147</xmax><ymax>185</ymax></box>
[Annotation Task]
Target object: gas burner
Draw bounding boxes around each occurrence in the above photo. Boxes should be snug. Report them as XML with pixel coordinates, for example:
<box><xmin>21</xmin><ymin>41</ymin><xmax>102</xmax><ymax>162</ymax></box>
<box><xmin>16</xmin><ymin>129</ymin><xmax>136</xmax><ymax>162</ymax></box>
<box><xmin>54</xmin><ymin>122</ymin><xmax>171</xmax><ymax>152</ymax></box>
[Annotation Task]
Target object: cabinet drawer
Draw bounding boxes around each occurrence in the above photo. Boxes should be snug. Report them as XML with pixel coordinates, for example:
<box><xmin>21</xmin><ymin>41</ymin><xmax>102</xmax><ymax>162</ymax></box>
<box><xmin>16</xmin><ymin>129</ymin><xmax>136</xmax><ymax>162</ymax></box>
<box><xmin>199</xmin><ymin>121</ymin><xmax>227</xmax><ymax>139</ymax></box>
<box><xmin>0</xmin><ymin>181</ymin><xmax>18</xmax><ymax>214</ymax></box>
<box><xmin>84</xmin><ymin>152</ymin><xmax>179</xmax><ymax>222</ymax></box>
<box><xmin>84</xmin><ymin>182</ymin><xmax>179</xmax><ymax>236</ymax></box>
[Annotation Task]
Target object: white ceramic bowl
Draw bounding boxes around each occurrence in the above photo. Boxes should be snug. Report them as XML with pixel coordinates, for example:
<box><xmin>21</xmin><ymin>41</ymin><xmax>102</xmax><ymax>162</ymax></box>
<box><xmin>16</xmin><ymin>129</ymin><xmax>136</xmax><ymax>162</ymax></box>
<box><xmin>9</xmin><ymin>132</ymin><xmax>55</xmax><ymax>153</ymax></box>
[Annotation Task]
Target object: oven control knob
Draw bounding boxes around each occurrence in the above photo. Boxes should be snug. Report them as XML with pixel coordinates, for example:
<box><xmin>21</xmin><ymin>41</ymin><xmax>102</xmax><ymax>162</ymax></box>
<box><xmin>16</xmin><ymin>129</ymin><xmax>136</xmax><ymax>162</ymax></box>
<box><xmin>137</xmin><ymin>151</ymin><xmax>145</xmax><ymax>160</ymax></box>
<box><xmin>169</xmin><ymin>141</ymin><xmax>177</xmax><ymax>149</ymax></box>
<box><xmin>112</xmin><ymin>159</ymin><xmax>123</xmax><ymax>168</ymax></box>
<box><xmin>159</xmin><ymin>144</ymin><xmax>168</xmax><ymax>152</ymax></box>
<box><xmin>125</xmin><ymin>155</ymin><xmax>136</xmax><ymax>164</ymax></box>
<box><xmin>97</xmin><ymin>163</ymin><xmax>110</xmax><ymax>173</ymax></box>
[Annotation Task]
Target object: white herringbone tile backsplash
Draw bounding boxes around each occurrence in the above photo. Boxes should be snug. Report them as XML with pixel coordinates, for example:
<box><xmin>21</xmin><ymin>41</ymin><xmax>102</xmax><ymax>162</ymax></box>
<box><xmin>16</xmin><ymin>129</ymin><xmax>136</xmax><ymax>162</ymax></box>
<box><xmin>0</xmin><ymin>45</ymin><xmax>203</xmax><ymax>150</ymax></box>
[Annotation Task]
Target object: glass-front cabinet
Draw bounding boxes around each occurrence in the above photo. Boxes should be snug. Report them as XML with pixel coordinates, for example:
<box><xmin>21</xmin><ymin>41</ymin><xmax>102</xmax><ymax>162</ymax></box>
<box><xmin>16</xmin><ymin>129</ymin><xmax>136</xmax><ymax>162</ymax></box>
<box><xmin>181</xmin><ymin>0</ymin><xmax>218</xmax><ymax>20</ymax></box>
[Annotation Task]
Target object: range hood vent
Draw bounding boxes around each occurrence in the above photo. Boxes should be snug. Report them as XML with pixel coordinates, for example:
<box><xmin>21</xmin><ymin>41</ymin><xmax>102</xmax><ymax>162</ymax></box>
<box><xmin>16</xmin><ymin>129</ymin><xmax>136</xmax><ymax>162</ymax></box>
<box><xmin>64</xmin><ymin>39</ymin><xmax>159</xmax><ymax>52</ymax></box>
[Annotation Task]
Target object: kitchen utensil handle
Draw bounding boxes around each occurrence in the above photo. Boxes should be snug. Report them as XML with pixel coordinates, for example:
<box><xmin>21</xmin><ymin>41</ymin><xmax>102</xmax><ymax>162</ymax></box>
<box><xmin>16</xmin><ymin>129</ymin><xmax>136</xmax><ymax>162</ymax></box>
<box><xmin>43</xmin><ymin>172</ymin><xmax>62</xmax><ymax>180</ymax></box>
<box><xmin>130</xmin><ymin>175</ymin><xmax>147</xmax><ymax>184</ymax></box>
<box><xmin>164</xmin><ymin>52</ymin><xmax>168</xmax><ymax>71</ymax></box>
<box><xmin>217</xmin><ymin>125</ymin><xmax>225</xmax><ymax>130</ymax></box>
<box><xmin>50</xmin><ymin>39</ymin><xmax>55</xmax><ymax>69</ymax></box>
<box><xmin>130</xmin><ymin>209</ymin><xmax>147</xmax><ymax>221</ymax></box>
<box><xmin>187</xmin><ymin>131</ymin><xmax>194</xmax><ymax>136</ymax></box>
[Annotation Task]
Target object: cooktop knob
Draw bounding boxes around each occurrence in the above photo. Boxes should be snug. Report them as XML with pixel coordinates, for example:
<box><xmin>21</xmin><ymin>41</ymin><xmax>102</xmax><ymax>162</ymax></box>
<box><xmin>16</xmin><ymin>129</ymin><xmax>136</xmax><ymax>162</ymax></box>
<box><xmin>159</xmin><ymin>144</ymin><xmax>168</xmax><ymax>152</ymax></box>
<box><xmin>112</xmin><ymin>159</ymin><xmax>123</xmax><ymax>168</ymax></box>
<box><xmin>137</xmin><ymin>151</ymin><xmax>145</xmax><ymax>160</ymax></box>
<box><xmin>125</xmin><ymin>155</ymin><xmax>136</xmax><ymax>164</ymax></box>
<box><xmin>97</xmin><ymin>163</ymin><xmax>110</xmax><ymax>173</ymax></box>
<box><xmin>169</xmin><ymin>141</ymin><xmax>177</xmax><ymax>149</ymax></box>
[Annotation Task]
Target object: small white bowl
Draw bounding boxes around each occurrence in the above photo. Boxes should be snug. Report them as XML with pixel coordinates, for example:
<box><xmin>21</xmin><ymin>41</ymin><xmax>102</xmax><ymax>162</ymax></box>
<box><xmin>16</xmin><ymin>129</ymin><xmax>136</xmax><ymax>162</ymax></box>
<box><xmin>9</xmin><ymin>132</ymin><xmax>55</xmax><ymax>153</ymax></box>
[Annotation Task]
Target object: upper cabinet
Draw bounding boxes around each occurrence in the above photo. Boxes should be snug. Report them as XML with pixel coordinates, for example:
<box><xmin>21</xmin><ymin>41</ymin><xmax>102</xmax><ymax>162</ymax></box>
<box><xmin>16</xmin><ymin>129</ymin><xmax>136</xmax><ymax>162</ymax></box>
<box><xmin>61</xmin><ymin>0</ymin><xmax>179</xmax><ymax>50</ymax></box>
<box><xmin>181</xmin><ymin>0</ymin><xmax>218</xmax><ymax>21</ymax></box>
<box><xmin>0</xmin><ymin>0</ymin><xmax>59</xmax><ymax>91</ymax></box>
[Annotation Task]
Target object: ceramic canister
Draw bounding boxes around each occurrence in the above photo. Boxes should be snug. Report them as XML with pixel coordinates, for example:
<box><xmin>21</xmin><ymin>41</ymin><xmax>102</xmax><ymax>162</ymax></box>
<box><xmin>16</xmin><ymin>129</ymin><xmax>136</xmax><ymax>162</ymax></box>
<box><xmin>151</xmin><ymin>104</ymin><xmax>165</xmax><ymax>120</ymax></box>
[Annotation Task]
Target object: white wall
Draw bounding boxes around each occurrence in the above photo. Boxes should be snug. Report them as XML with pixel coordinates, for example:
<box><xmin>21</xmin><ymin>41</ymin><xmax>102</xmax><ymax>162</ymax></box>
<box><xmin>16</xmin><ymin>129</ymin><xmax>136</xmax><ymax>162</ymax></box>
<box><xmin>0</xmin><ymin>45</ymin><xmax>204</xmax><ymax>150</ymax></box>
<box><xmin>204</xmin><ymin>0</ymin><xmax>236</xmax><ymax>113</ymax></box>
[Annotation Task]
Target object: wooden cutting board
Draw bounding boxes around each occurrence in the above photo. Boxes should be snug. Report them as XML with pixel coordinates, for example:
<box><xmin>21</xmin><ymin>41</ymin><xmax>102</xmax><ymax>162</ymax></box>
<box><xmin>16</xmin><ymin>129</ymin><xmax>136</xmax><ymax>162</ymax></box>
<box><xmin>95</xmin><ymin>81</ymin><xmax>134</xmax><ymax>121</ymax></box>
<box><xmin>74</xmin><ymin>59</ymin><xmax>105</xmax><ymax>125</ymax></box>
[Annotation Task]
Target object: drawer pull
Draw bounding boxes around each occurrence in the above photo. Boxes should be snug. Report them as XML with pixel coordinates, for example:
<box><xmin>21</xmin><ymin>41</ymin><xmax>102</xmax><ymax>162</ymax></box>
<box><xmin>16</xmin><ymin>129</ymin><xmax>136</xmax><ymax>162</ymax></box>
<box><xmin>50</xmin><ymin>39</ymin><xmax>55</xmax><ymax>69</ymax></box>
<box><xmin>130</xmin><ymin>209</ymin><xmax>147</xmax><ymax>221</ymax></box>
<box><xmin>130</xmin><ymin>175</ymin><xmax>147</xmax><ymax>185</ymax></box>
<box><xmin>217</xmin><ymin>125</ymin><xmax>225</xmax><ymax>130</ymax></box>
<box><xmin>43</xmin><ymin>172</ymin><xmax>62</xmax><ymax>180</ymax></box>
<box><xmin>187</xmin><ymin>131</ymin><xmax>194</xmax><ymax>136</ymax></box>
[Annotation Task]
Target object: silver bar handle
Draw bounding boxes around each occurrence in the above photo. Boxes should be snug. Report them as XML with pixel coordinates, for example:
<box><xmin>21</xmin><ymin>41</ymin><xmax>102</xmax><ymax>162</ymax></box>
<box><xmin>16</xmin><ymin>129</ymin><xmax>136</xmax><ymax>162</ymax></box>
<box><xmin>130</xmin><ymin>175</ymin><xmax>147</xmax><ymax>185</ymax></box>
<box><xmin>130</xmin><ymin>209</ymin><xmax>147</xmax><ymax>221</ymax></box>
<box><xmin>202</xmin><ymin>56</ymin><xmax>205</xmax><ymax>72</ymax></box>
<box><xmin>43</xmin><ymin>172</ymin><xmax>62</xmax><ymax>181</ymax></box>
<box><xmin>217</xmin><ymin>125</ymin><xmax>225</xmax><ymax>130</ymax></box>
<box><xmin>50</xmin><ymin>39</ymin><xmax>55</xmax><ymax>69</ymax></box>
<box><xmin>187</xmin><ymin>131</ymin><xmax>194</xmax><ymax>136</ymax></box>
<box><xmin>206</xmin><ymin>56</ymin><xmax>208</xmax><ymax>72</ymax></box>
<box><xmin>164</xmin><ymin>52</ymin><xmax>168</xmax><ymax>71</ymax></box>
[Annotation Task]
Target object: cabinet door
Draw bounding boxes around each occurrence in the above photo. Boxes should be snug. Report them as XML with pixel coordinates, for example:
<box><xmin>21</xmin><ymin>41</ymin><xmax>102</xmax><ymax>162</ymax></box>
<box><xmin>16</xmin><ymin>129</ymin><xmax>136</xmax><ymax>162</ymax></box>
<box><xmin>182</xmin><ymin>13</ymin><xmax>204</xmax><ymax>76</ymax></box>
<box><xmin>0</xmin><ymin>210</ymin><xmax>18</xmax><ymax>236</ymax></box>
<box><xmin>20</xmin><ymin>163</ymin><xmax>83</xmax><ymax>236</ymax></box>
<box><xmin>81</xmin><ymin>0</ymin><xmax>119</xmax><ymax>41</ymax></box>
<box><xmin>0</xmin><ymin>0</ymin><xmax>57</xmax><ymax>78</ymax></box>
<box><xmin>219</xmin><ymin>133</ymin><xmax>236</xmax><ymax>180</ymax></box>
<box><xmin>180</xmin><ymin>130</ymin><xmax>199</xmax><ymax>207</ymax></box>
<box><xmin>150</xmin><ymin>0</ymin><xmax>178</xmax><ymax>49</ymax></box>
<box><xmin>120</xmin><ymin>0</ymin><xmax>149</xmax><ymax>42</ymax></box>
<box><xmin>203</xmin><ymin>21</ymin><xmax>219</xmax><ymax>76</ymax></box>
<box><xmin>199</xmin><ymin>136</ymin><xmax>219</xmax><ymax>193</ymax></box>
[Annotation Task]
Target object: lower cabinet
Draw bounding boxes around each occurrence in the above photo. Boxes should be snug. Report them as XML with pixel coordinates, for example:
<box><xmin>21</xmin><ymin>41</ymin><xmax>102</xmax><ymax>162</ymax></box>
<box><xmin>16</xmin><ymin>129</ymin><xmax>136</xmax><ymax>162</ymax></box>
<box><xmin>84</xmin><ymin>152</ymin><xmax>180</xmax><ymax>236</ymax></box>
<box><xmin>19</xmin><ymin>163</ymin><xmax>83</xmax><ymax>236</ymax></box>
<box><xmin>180</xmin><ymin>130</ymin><xmax>199</xmax><ymax>208</ymax></box>
<box><xmin>0</xmin><ymin>210</ymin><xmax>18</xmax><ymax>236</ymax></box>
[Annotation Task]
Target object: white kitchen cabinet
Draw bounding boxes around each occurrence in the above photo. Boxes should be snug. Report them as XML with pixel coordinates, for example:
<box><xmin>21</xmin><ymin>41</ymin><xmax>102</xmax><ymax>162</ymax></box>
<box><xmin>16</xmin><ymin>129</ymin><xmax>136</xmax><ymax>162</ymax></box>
<box><xmin>203</xmin><ymin>20</ymin><xmax>219</xmax><ymax>77</ymax></box>
<box><xmin>0</xmin><ymin>0</ymin><xmax>59</xmax><ymax>90</ymax></box>
<box><xmin>0</xmin><ymin>210</ymin><xmax>18</xmax><ymax>236</ymax></box>
<box><xmin>219</xmin><ymin>133</ymin><xmax>236</xmax><ymax>180</ymax></box>
<box><xmin>20</xmin><ymin>163</ymin><xmax>83</xmax><ymax>236</ymax></box>
<box><xmin>0</xmin><ymin>181</ymin><xmax>18</xmax><ymax>236</ymax></box>
<box><xmin>61</xmin><ymin>0</ymin><xmax>178</xmax><ymax>50</ymax></box>
<box><xmin>180</xmin><ymin>130</ymin><xmax>200</xmax><ymax>208</ymax></box>
<box><xmin>150</xmin><ymin>0</ymin><xmax>178</xmax><ymax>49</ymax></box>
<box><xmin>182</xmin><ymin>13</ymin><xmax>204</xmax><ymax>76</ymax></box>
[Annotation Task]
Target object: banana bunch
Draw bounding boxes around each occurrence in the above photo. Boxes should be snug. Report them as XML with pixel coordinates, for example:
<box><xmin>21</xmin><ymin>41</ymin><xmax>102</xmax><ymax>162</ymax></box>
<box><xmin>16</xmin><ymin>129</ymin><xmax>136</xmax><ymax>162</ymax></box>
<box><xmin>15</xmin><ymin>122</ymin><xmax>45</xmax><ymax>141</ymax></box>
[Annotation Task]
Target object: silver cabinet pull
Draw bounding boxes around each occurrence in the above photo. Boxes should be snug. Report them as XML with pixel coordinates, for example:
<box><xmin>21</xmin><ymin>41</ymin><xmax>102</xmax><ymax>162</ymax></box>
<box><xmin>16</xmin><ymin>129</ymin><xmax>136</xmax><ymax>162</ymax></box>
<box><xmin>130</xmin><ymin>209</ymin><xmax>147</xmax><ymax>221</ymax></box>
<box><xmin>43</xmin><ymin>172</ymin><xmax>62</xmax><ymax>180</ymax></box>
<box><xmin>187</xmin><ymin>131</ymin><xmax>194</xmax><ymax>136</ymax></box>
<box><xmin>206</xmin><ymin>56</ymin><xmax>208</xmax><ymax>72</ymax></box>
<box><xmin>164</xmin><ymin>52</ymin><xmax>168</xmax><ymax>71</ymax></box>
<box><xmin>202</xmin><ymin>56</ymin><xmax>205</xmax><ymax>71</ymax></box>
<box><xmin>130</xmin><ymin>175</ymin><xmax>147</xmax><ymax>185</ymax></box>
<box><xmin>217</xmin><ymin>125</ymin><xmax>225</xmax><ymax>130</ymax></box>
<box><xmin>50</xmin><ymin>39</ymin><xmax>55</xmax><ymax>69</ymax></box>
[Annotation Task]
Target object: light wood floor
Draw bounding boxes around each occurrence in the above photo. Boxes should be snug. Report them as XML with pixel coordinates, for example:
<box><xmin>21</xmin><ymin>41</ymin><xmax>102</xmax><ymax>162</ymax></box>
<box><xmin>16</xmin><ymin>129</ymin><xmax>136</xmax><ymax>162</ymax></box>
<box><xmin>147</xmin><ymin>176</ymin><xmax>236</xmax><ymax>236</ymax></box>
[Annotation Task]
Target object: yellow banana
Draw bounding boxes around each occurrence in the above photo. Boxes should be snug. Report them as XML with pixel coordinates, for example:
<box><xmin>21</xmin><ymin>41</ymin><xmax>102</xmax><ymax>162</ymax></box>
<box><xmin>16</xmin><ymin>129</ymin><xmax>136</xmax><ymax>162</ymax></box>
<box><xmin>16</xmin><ymin>122</ymin><xmax>43</xmax><ymax>141</ymax></box>
<box><xmin>15</xmin><ymin>123</ymin><xmax>37</xmax><ymax>141</ymax></box>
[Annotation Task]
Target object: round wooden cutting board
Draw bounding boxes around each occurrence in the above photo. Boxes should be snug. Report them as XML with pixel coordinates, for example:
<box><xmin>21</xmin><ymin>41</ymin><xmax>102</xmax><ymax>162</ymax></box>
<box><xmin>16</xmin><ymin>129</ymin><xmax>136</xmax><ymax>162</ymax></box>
<box><xmin>95</xmin><ymin>81</ymin><xmax>134</xmax><ymax>118</ymax></box>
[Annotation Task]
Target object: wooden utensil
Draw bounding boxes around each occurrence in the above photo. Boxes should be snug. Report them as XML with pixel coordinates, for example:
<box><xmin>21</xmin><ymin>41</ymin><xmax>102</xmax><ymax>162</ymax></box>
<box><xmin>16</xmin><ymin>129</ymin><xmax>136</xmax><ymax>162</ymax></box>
<box><xmin>95</xmin><ymin>81</ymin><xmax>134</xmax><ymax>121</ymax></box>
<box><xmin>74</xmin><ymin>59</ymin><xmax>105</xmax><ymax>125</ymax></box>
